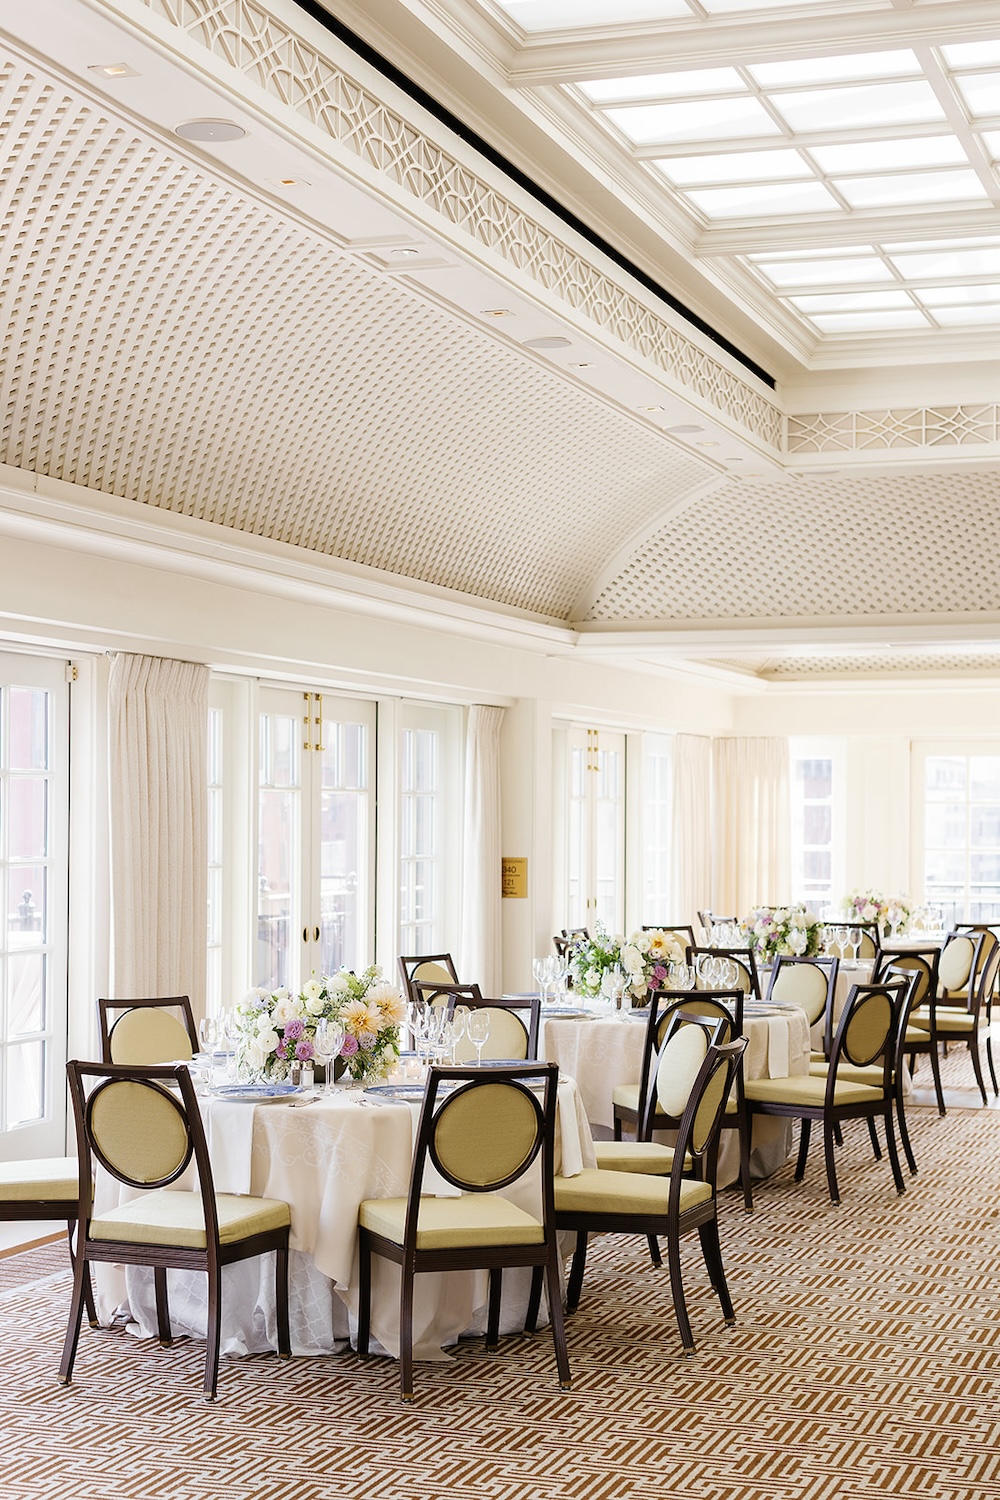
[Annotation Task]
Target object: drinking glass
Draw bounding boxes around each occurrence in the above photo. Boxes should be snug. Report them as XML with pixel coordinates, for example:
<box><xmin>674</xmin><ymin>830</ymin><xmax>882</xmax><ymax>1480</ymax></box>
<box><xmin>443</xmin><ymin>1011</ymin><xmax>468</xmax><ymax>1064</ymax></box>
<box><xmin>532</xmin><ymin>957</ymin><xmax>547</xmax><ymax>999</ymax></box>
<box><xmin>313</xmin><ymin>1018</ymin><xmax>345</xmax><ymax>1093</ymax></box>
<box><xmin>606</xmin><ymin>965</ymin><xmax>627</xmax><ymax>1015</ymax></box>
<box><xmin>848</xmin><ymin>926</ymin><xmax>861</xmax><ymax>964</ymax></box>
<box><xmin>198</xmin><ymin>1015</ymin><xmax>218</xmax><ymax>1054</ymax></box>
<box><xmin>466</xmin><ymin>1010</ymin><xmax>491</xmax><ymax>1065</ymax></box>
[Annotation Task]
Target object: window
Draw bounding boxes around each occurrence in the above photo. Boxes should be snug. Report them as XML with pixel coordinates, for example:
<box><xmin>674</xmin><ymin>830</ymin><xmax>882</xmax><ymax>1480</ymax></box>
<box><xmin>641</xmin><ymin>733</ymin><xmax>673</xmax><ymax>924</ymax></box>
<box><xmin>0</xmin><ymin>652</ymin><xmax>69</xmax><ymax>1158</ymax></box>
<box><xmin>790</xmin><ymin>738</ymin><xmax>843</xmax><ymax>913</ymax></box>
<box><xmin>398</xmin><ymin>703</ymin><xmax>462</xmax><ymax>956</ymax></box>
<box><xmin>561</xmin><ymin>726</ymin><xmax>626</xmax><ymax>933</ymax></box>
<box><xmin>919</xmin><ymin>749</ymin><xmax>1000</xmax><ymax>925</ymax></box>
<box><xmin>207</xmin><ymin>703</ymin><xmax>224</xmax><ymax>1013</ymax></box>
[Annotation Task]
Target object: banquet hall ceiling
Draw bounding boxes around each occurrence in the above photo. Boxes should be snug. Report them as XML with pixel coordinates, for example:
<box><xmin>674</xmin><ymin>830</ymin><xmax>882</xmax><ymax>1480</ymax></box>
<box><xmin>1</xmin><ymin>0</ymin><xmax>999</xmax><ymax>686</ymax></box>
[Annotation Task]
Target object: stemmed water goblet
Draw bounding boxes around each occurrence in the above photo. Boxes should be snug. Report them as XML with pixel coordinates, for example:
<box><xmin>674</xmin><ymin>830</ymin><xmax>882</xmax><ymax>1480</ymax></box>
<box><xmin>466</xmin><ymin>1009</ymin><xmax>491</xmax><ymax>1065</ymax></box>
<box><xmin>313</xmin><ymin>1017</ymin><xmax>345</xmax><ymax>1093</ymax></box>
<box><xmin>848</xmin><ymin>926</ymin><xmax>861</xmax><ymax>965</ymax></box>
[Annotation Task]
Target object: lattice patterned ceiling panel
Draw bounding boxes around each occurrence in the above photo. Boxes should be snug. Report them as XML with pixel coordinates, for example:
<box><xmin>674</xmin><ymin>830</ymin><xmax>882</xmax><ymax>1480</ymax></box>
<box><xmin>0</xmin><ymin>49</ymin><xmax>715</xmax><ymax>620</ymax></box>
<box><xmin>702</xmin><ymin>652</ymin><xmax>1000</xmax><ymax>679</ymax></box>
<box><xmin>587</xmin><ymin>468</ymin><xmax>1000</xmax><ymax>621</ymax></box>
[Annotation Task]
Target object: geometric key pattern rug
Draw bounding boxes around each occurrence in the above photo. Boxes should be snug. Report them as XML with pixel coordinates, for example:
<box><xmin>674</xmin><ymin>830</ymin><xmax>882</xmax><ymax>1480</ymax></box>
<box><xmin>0</xmin><ymin>1102</ymin><xmax>997</xmax><ymax>1500</ymax></box>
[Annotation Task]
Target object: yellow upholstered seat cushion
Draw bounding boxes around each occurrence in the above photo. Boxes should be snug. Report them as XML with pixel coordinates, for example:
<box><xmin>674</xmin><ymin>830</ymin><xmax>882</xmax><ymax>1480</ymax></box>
<box><xmin>594</xmin><ymin>1140</ymin><xmax>676</xmax><ymax>1174</ymax></box>
<box><xmin>358</xmin><ymin>1193</ymin><xmax>544</xmax><ymax>1250</ymax></box>
<box><xmin>0</xmin><ymin>1157</ymin><xmax>79</xmax><ymax>1202</ymax></box>
<box><xmin>744</xmin><ymin>1075</ymin><xmax>884</xmax><ymax>1106</ymax></box>
<box><xmin>90</xmin><ymin>1190</ymin><xmax>290</xmax><ymax>1248</ymax></box>
<box><xmin>910</xmin><ymin>1007</ymin><xmax>975</xmax><ymax>1034</ymax></box>
<box><xmin>553</xmin><ymin>1167</ymin><xmax>711</xmax><ymax>1216</ymax></box>
<box><xmin>611</xmin><ymin>1083</ymin><xmax>666</xmax><ymax>1117</ymax></box>
<box><xmin>808</xmin><ymin>1061</ymin><xmax>891</xmax><ymax>1086</ymax></box>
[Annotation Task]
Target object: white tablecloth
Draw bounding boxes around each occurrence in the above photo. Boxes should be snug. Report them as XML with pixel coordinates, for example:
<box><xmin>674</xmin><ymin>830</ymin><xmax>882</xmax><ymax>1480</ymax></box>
<box><xmin>94</xmin><ymin>1076</ymin><xmax>595</xmax><ymax>1363</ymax></box>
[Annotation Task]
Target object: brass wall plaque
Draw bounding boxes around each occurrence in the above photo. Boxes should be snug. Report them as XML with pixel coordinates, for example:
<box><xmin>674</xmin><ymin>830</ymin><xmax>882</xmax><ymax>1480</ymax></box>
<box><xmin>502</xmin><ymin>857</ymin><xmax>528</xmax><ymax>898</ymax></box>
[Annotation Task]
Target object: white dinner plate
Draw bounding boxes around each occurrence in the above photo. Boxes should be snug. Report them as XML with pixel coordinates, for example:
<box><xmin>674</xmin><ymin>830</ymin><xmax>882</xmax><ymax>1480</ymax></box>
<box><xmin>541</xmin><ymin>1007</ymin><xmax>592</xmax><ymax>1020</ymax></box>
<box><xmin>209</xmin><ymin>1083</ymin><xmax>300</xmax><ymax>1104</ymax></box>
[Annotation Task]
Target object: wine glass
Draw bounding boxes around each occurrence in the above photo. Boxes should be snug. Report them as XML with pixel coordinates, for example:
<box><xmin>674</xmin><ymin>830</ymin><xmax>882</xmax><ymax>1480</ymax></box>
<box><xmin>532</xmin><ymin>957</ymin><xmax>548</xmax><ymax>1000</ymax></box>
<box><xmin>848</xmin><ymin>926</ymin><xmax>861</xmax><ymax>965</ymax></box>
<box><xmin>198</xmin><ymin>1015</ymin><xmax>218</xmax><ymax>1054</ymax></box>
<box><xmin>443</xmin><ymin>1010</ymin><xmax>468</xmax><ymax>1064</ymax></box>
<box><xmin>606</xmin><ymin>965</ymin><xmax>627</xmax><ymax>1016</ymax></box>
<box><xmin>466</xmin><ymin>1009</ymin><xmax>491</xmax><ymax>1065</ymax></box>
<box><xmin>313</xmin><ymin>1017</ymin><xmax>345</xmax><ymax>1093</ymax></box>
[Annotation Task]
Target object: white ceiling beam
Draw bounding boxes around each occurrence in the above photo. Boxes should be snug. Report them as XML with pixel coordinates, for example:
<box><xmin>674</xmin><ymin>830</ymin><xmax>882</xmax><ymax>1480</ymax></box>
<box><xmin>508</xmin><ymin>1</ymin><xmax>1000</xmax><ymax>83</ymax></box>
<box><xmin>697</xmin><ymin>206</ymin><xmax>1000</xmax><ymax>254</ymax></box>
<box><xmin>632</xmin><ymin>120</ymin><xmax>990</xmax><ymax>161</ymax></box>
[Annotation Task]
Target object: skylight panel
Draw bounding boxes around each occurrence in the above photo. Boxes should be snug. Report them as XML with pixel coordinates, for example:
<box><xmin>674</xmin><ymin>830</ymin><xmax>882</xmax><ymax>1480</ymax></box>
<box><xmin>834</xmin><ymin>170</ymin><xmax>987</xmax><ymax>208</ymax></box>
<box><xmin>953</xmin><ymin>73</ymin><xmax>1000</xmax><ymax>118</ymax></box>
<box><xmin>653</xmin><ymin>148</ymin><xmax>809</xmax><ymax>185</ymax></box>
<box><xmin>685</xmin><ymin>180</ymin><xmax>839</xmax><ymax>217</ymax></box>
<box><xmin>985</xmin><ymin>132</ymin><xmax>1000</xmax><ymax>160</ymax></box>
<box><xmin>809</xmin><ymin>137</ymin><xmax>967</xmax><ymax>173</ymax></box>
<box><xmin>606</xmin><ymin>96</ymin><xmax>780</xmax><ymax>144</ymax></box>
<box><xmin>917</xmin><ymin>283</ymin><xmax>1000</xmax><ymax>305</ymax></box>
<box><xmin>770</xmin><ymin>81</ymin><xmax>946</xmax><ymax>134</ymax></box>
<box><xmin>750</xmin><ymin>51</ymin><xmax>920</xmax><ymax>89</ymax></box>
<box><xmin>579</xmin><ymin>69</ymin><xmax>744</xmax><ymax>104</ymax></box>
<box><xmin>887</xmin><ymin>246</ymin><xmax>1000</xmax><ymax>278</ymax></box>
<box><xmin>755</xmin><ymin>255</ymin><xmax>894</xmax><ymax>287</ymax></box>
<box><xmin>493</xmin><ymin>0</ymin><xmax>692</xmax><ymax>29</ymax></box>
<box><xmin>806</xmin><ymin>309</ymin><xmax>930</xmax><ymax>331</ymax></box>
<box><xmin>790</xmin><ymin>290</ymin><xmax>914</xmax><ymax>312</ymax></box>
<box><xmin>941</xmin><ymin>42</ymin><xmax>1000</xmax><ymax>69</ymax></box>
<box><xmin>931</xmin><ymin>303</ymin><xmax>1000</xmax><ymax>325</ymax></box>
<box><xmin>700</xmin><ymin>0</ymin><xmax>879</xmax><ymax>11</ymax></box>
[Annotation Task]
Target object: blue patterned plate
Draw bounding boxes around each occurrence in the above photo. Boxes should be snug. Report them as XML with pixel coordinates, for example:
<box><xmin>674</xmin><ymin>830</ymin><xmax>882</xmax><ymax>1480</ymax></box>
<box><xmin>209</xmin><ymin>1083</ymin><xmax>300</xmax><ymax>1104</ymax></box>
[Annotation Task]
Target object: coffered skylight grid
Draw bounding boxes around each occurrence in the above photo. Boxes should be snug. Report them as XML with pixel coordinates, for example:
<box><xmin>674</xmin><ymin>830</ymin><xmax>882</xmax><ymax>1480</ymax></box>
<box><xmin>567</xmin><ymin>43</ymin><xmax>1000</xmax><ymax>335</ymax></box>
<box><xmin>492</xmin><ymin>0</ymin><xmax>894</xmax><ymax>28</ymax></box>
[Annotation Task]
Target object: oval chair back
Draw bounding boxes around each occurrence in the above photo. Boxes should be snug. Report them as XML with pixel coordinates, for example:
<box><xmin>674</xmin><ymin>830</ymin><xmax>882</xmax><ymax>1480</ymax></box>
<box><xmin>937</xmin><ymin>930</ymin><xmax>983</xmax><ymax>1004</ymax></box>
<box><xmin>636</xmin><ymin>988</ymin><xmax>741</xmax><ymax>1139</ymax></box>
<box><xmin>767</xmin><ymin>955</ymin><xmax>837</xmax><ymax>1027</ymax></box>
<box><xmin>97</xmin><ymin>997</ymin><xmax>197</xmax><ymax>1065</ymax></box>
<box><xmin>669</xmin><ymin>1034</ymin><xmax>749</xmax><ymax>1193</ymax></box>
<box><xmin>828</xmin><ymin>982</ymin><xmax>904</xmax><ymax>1090</ymax></box>
<box><xmin>444</xmin><ymin>994</ymin><xmax>540</xmax><ymax>1062</ymax></box>
<box><xmin>688</xmin><ymin>945</ymin><xmax>760</xmax><ymax>1001</ymax></box>
<box><xmin>398</xmin><ymin>953</ymin><xmax>459</xmax><ymax>1004</ymax></box>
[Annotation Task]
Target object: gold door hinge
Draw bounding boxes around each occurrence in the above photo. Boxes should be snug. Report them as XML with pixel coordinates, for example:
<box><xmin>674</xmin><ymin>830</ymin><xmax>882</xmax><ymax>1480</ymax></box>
<box><xmin>303</xmin><ymin>692</ymin><xmax>324</xmax><ymax>752</ymax></box>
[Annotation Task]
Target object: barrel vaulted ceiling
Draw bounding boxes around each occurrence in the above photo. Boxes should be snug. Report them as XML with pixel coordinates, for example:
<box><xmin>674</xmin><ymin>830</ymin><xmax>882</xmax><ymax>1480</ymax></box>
<box><xmin>1</xmin><ymin>0</ymin><xmax>999</xmax><ymax>686</ymax></box>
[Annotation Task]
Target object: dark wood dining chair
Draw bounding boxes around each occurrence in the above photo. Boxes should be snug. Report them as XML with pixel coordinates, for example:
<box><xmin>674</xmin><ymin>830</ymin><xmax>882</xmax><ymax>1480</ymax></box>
<box><xmin>397</xmin><ymin>953</ymin><xmax>459</xmax><ymax>1005</ymax></box>
<box><xmin>97</xmin><ymin>995</ymin><xmax>198</xmax><ymax>1064</ymax></box>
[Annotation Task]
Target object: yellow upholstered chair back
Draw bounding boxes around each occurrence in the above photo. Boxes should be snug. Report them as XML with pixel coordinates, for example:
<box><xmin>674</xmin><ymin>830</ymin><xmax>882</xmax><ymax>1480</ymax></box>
<box><xmin>431</xmin><ymin>1079</ymin><xmax>543</xmax><ymax>1190</ymax></box>
<box><xmin>841</xmin><ymin>989</ymin><xmax>894</xmax><ymax>1069</ymax></box>
<box><xmin>655</xmin><ymin>1024</ymin><xmax>709</xmax><ymax>1120</ymax></box>
<box><xmin>938</xmin><ymin>934</ymin><xmax>975</xmax><ymax>992</ymax></box>
<box><xmin>452</xmin><ymin>1006</ymin><xmax>529</xmax><ymax>1063</ymax></box>
<box><xmin>770</xmin><ymin>960</ymin><xmax>830</xmax><ymax>1025</ymax></box>
<box><xmin>108</xmin><ymin>1008</ymin><xmax>194</xmax><ymax>1065</ymax></box>
<box><xmin>87</xmin><ymin>1078</ymin><xmax>191</xmax><ymax>1186</ymax></box>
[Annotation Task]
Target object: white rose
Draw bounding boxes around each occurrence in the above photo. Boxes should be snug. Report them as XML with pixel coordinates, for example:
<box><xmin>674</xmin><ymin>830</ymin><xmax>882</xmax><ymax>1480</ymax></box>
<box><xmin>272</xmin><ymin>994</ymin><xmax>303</xmax><ymax>1027</ymax></box>
<box><xmin>302</xmin><ymin>979</ymin><xmax>323</xmax><ymax>1003</ymax></box>
<box><xmin>256</xmin><ymin>1026</ymin><xmax>280</xmax><ymax>1052</ymax></box>
<box><xmin>621</xmin><ymin>944</ymin><xmax>643</xmax><ymax>975</ymax></box>
<box><xmin>585</xmin><ymin>967</ymin><xmax>601</xmax><ymax>990</ymax></box>
<box><xmin>245</xmin><ymin>1040</ymin><xmax>267</xmax><ymax>1071</ymax></box>
<box><xmin>304</xmin><ymin>993</ymin><xmax>326</xmax><ymax>1016</ymax></box>
<box><xmin>326</xmin><ymin>975</ymin><xmax>351</xmax><ymax>995</ymax></box>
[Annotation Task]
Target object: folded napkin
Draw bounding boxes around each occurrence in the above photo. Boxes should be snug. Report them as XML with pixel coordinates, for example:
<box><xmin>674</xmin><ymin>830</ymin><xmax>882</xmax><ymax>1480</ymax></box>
<box><xmin>203</xmin><ymin>1098</ymin><xmax>256</xmax><ymax>1195</ymax></box>
<box><xmin>766</xmin><ymin>1015</ymin><xmax>789</xmax><ymax>1079</ymax></box>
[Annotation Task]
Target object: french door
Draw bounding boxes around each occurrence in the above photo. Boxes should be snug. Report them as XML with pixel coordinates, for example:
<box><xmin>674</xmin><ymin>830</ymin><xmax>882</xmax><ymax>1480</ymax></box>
<box><xmin>565</xmin><ymin>726</ymin><xmax>626</xmax><ymax>934</ymax></box>
<box><xmin>256</xmin><ymin>689</ymin><xmax>376</xmax><ymax>993</ymax></box>
<box><xmin>0</xmin><ymin>652</ymin><xmax>69</xmax><ymax>1158</ymax></box>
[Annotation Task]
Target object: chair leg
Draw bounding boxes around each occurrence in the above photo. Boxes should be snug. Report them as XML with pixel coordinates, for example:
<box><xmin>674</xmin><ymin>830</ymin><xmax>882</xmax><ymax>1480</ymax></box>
<box><xmin>987</xmin><ymin>1032</ymin><xmax>999</xmax><ymax>1096</ymax></box>
<box><xmin>204</xmin><ymin>1263</ymin><xmax>222</xmax><ymax>1402</ymax></box>
<box><xmin>525</xmin><ymin>1267</ymin><xmax>544</xmax><ymax>1333</ymax></box>
<box><xmin>57</xmin><ymin>1251</ymin><xmax>90</xmax><ymax>1386</ymax></box>
<box><xmin>399</xmin><ymin>1257</ymin><xmax>415</xmax><ymax>1402</ymax></box>
<box><xmin>154</xmin><ymin>1267</ymin><xmax>172</xmax><ymax>1347</ymax></box>
<box><xmin>274</xmin><ymin>1241</ymin><xmax>291</xmax><ymax>1359</ymax></box>
<box><xmin>566</xmin><ymin>1230</ymin><xmax>588</xmax><ymax>1314</ymax></box>
<box><xmin>486</xmin><ymin>1269</ymin><xmax>502</xmax><ymax>1350</ymax></box>
<box><xmin>895</xmin><ymin>1084</ymin><xmax>918</xmax><ymax>1176</ymax></box>
<box><xmin>822</xmin><ymin>1120</ymin><xmax>841</xmax><ymax>1205</ymax></box>
<box><xmin>737</xmin><ymin>1111</ymin><xmax>753</xmax><ymax>1214</ymax></box>
<box><xmin>867</xmin><ymin>1117</ymin><xmax>882</xmax><ymax>1160</ymax></box>
<box><xmin>613</xmin><ymin>1113</ymin><xmax>624</xmax><ymax>1142</ymax></box>
<box><xmin>666</xmin><ymin>1229</ymin><xmax>694</xmax><ymax>1355</ymax></box>
<box><xmin>66</xmin><ymin>1222</ymin><xmax>98</xmax><ymax>1328</ymax></box>
<box><xmin>832</xmin><ymin>1120</ymin><xmax>843</xmax><ymax>1146</ymax></box>
<box><xmin>968</xmin><ymin>1037</ymin><xmax>988</xmax><ymax>1107</ymax></box>
<box><xmin>928</xmin><ymin>1039</ymin><xmax>946</xmax><ymax>1116</ymax></box>
<box><xmin>544</xmin><ymin>1250</ymin><xmax>572</xmax><ymax>1390</ymax></box>
<box><xmin>794</xmin><ymin>1118</ymin><xmax>811</xmax><ymax>1182</ymax></box>
<box><xmin>698</xmin><ymin>1219</ymin><xmax>735</xmax><ymax>1326</ymax></box>
<box><xmin>882</xmin><ymin>1106</ymin><xmax>905</xmax><ymax>1196</ymax></box>
<box><xmin>356</xmin><ymin>1232</ymin><xmax>372</xmax><ymax>1358</ymax></box>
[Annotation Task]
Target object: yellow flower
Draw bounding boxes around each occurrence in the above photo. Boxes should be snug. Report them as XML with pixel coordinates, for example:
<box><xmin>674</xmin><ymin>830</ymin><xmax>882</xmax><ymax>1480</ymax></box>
<box><xmin>341</xmin><ymin>997</ymin><xmax>374</xmax><ymax>1036</ymax></box>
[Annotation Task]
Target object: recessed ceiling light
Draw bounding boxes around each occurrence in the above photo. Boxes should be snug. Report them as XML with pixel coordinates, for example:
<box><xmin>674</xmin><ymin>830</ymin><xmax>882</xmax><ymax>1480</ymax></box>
<box><xmin>391</xmin><ymin>247</ymin><xmax>421</xmax><ymax>257</ymax></box>
<box><xmin>570</xmin><ymin>361</ymin><xmax>594</xmax><ymax>368</ymax></box>
<box><xmin>524</xmin><ymin>336</ymin><xmax>572</xmax><ymax>349</ymax></box>
<box><xmin>697</xmin><ymin>441</ymin><xmax>720</xmax><ymax>448</ymax></box>
<box><xmin>175</xmin><ymin>119</ymin><xmax>248</xmax><ymax>143</ymax></box>
<box><xmin>639</xmin><ymin>404</ymin><xmax>664</xmax><ymax>412</ymax></box>
<box><xmin>268</xmin><ymin>176</ymin><xmax>309</xmax><ymax>188</ymax></box>
<box><xmin>88</xmin><ymin>62</ymin><xmax>138</xmax><ymax>79</ymax></box>
<box><xmin>482</xmin><ymin>308</ymin><xmax>513</xmax><ymax>317</ymax></box>
<box><xmin>666</xmin><ymin>424</ymin><xmax>704</xmax><ymax>434</ymax></box>
<box><xmin>727</xmin><ymin>456</ymin><xmax>744</xmax><ymax>462</ymax></box>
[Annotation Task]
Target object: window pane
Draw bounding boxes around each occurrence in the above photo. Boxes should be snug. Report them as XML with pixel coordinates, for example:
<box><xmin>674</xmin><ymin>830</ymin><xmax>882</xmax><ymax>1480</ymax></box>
<box><xmin>7</xmin><ymin>866</ymin><xmax>46</xmax><ymax>944</ymax></box>
<box><xmin>8</xmin><ymin>778</ymin><xmax>47</xmax><ymax>860</ymax></box>
<box><xmin>8</xmin><ymin>688</ymin><xmax>48</xmax><ymax>770</ymax></box>
<box><xmin>8</xmin><ymin>951</ymin><xmax>44</xmax><ymax>1035</ymax></box>
<box><xmin>970</xmin><ymin>758</ymin><xmax>1000</xmax><ymax>799</ymax></box>
<box><xmin>970</xmin><ymin>805</ymin><xmax>1000</xmax><ymax>845</ymax></box>
<box><xmin>6</xmin><ymin>1040</ymin><xmax>43</xmax><ymax>1127</ymax></box>
<box><xmin>257</xmin><ymin>787</ymin><xmax>298</xmax><ymax>990</ymax></box>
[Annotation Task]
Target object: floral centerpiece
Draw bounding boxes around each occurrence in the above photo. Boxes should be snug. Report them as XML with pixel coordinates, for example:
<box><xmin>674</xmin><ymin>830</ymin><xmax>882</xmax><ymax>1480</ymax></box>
<box><xmin>568</xmin><ymin>924</ymin><xmax>686</xmax><ymax>1004</ymax></box>
<box><xmin>744</xmin><ymin>905</ymin><xmax>822</xmax><ymax>965</ymax></box>
<box><xmin>232</xmin><ymin>965</ymin><xmax>404</xmax><ymax>1084</ymax></box>
<box><xmin>839</xmin><ymin>890</ymin><xmax>912</xmax><ymax>934</ymax></box>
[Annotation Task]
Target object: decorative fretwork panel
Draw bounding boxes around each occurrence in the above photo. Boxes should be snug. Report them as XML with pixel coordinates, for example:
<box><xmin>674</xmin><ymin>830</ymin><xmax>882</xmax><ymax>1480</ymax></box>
<box><xmin>788</xmin><ymin>408</ymin><xmax>1000</xmax><ymax>453</ymax></box>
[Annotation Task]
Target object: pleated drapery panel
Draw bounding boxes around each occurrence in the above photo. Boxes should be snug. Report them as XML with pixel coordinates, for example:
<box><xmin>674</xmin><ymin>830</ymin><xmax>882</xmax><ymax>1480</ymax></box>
<box><xmin>109</xmin><ymin>653</ymin><xmax>209</xmax><ymax>1022</ymax></box>
<box><xmin>460</xmin><ymin>704</ymin><xmax>505</xmax><ymax>995</ymax></box>
<box><xmin>711</xmin><ymin>737</ymin><xmax>790</xmax><ymax>918</ymax></box>
<box><xmin>671</xmin><ymin>734</ymin><xmax>713</xmax><ymax>930</ymax></box>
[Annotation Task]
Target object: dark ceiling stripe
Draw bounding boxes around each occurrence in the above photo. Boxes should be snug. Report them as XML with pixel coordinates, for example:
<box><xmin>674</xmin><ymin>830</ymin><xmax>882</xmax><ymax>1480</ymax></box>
<box><xmin>293</xmin><ymin>0</ymin><xmax>776</xmax><ymax>390</ymax></box>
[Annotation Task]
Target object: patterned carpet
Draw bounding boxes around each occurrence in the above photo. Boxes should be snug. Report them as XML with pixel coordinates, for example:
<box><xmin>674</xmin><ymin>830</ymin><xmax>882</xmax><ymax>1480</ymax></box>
<box><xmin>0</xmin><ymin>1088</ymin><xmax>997</xmax><ymax>1500</ymax></box>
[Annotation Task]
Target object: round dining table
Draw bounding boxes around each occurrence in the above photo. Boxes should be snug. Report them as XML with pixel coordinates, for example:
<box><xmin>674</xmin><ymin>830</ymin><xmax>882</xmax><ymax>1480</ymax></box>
<box><xmin>92</xmin><ymin>1075</ymin><xmax>596</xmax><ymax>1364</ymax></box>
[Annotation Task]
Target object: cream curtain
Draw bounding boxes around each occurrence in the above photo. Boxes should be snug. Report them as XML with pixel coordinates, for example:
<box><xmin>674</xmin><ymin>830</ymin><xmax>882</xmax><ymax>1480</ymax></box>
<box><xmin>109</xmin><ymin>653</ymin><xmax>210</xmax><ymax>1022</ymax></box>
<box><xmin>711</xmin><ymin>737</ymin><xmax>790</xmax><ymax>918</ymax></box>
<box><xmin>671</xmin><ymin>734</ymin><xmax>713</xmax><ymax>929</ymax></box>
<box><xmin>460</xmin><ymin>704</ymin><xmax>505</xmax><ymax>995</ymax></box>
